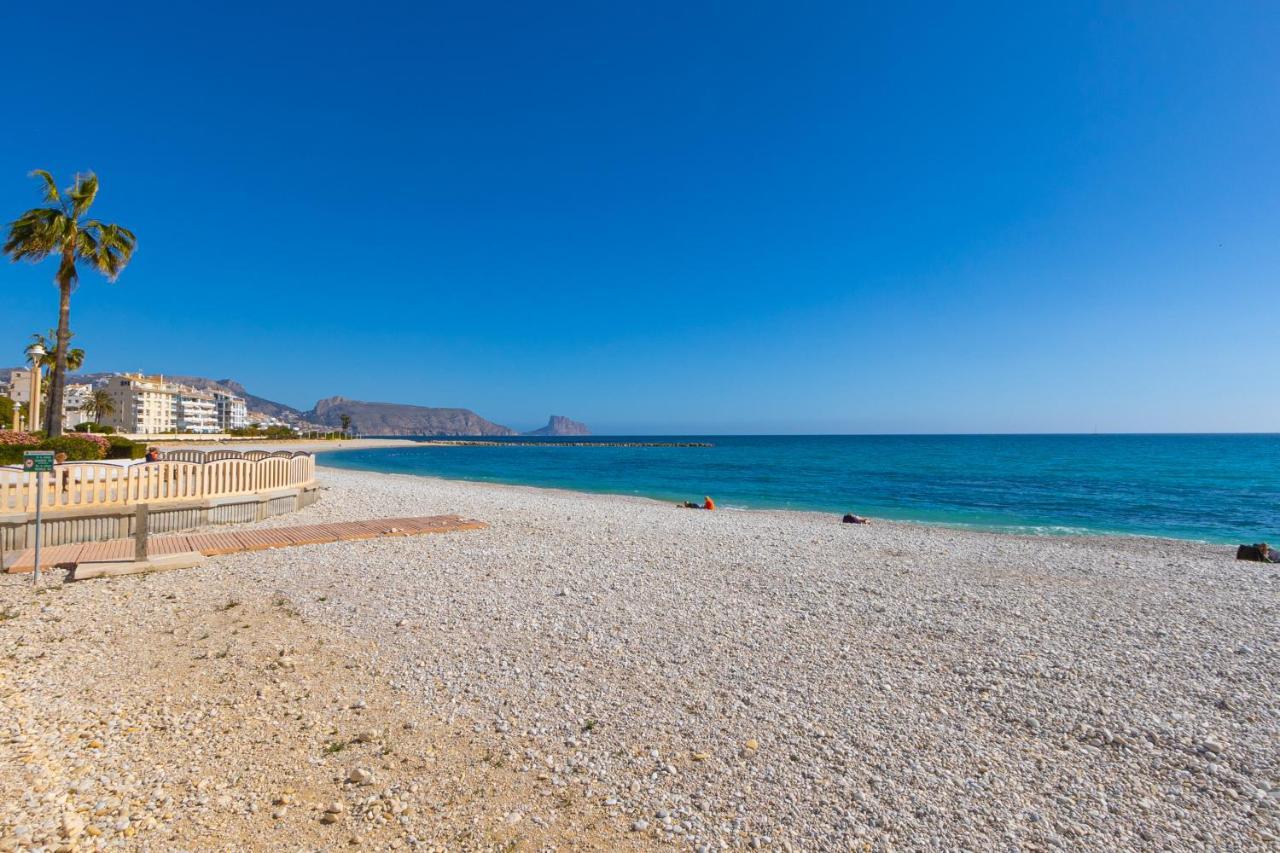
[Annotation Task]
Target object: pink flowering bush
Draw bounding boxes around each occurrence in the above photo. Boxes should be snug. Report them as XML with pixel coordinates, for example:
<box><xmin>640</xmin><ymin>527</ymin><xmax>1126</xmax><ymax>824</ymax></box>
<box><xmin>77</xmin><ymin>433</ymin><xmax>111</xmax><ymax>457</ymax></box>
<box><xmin>0</xmin><ymin>431</ymin><xmax>111</xmax><ymax>462</ymax></box>
<box><xmin>41</xmin><ymin>434</ymin><xmax>109</xmax><ymax>460</ymax></box>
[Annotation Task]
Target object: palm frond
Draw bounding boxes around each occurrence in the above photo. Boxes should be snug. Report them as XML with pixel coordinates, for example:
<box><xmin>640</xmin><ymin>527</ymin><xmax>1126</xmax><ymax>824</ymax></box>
<box><xmin>89</xmin><ymin>388</ymin><xmax>115</xmax><ymax>419</ymax></box>
<box><xmin>81</xmin><ymin>220</ymin><xmax>136</xmax><ymax>281</ymax></box>
<box><xmin>85</xmin><ymin>220</ymin><xmax>138</xmax><ymax>249</ymax></box>
<box><xmin>76</xmin><ymin>228</ymin><xmax>99</xmax><ymax>260</ymax></box>
<box><xmin>69</xmin><ymin>172</ymin><xmax>99</xmax><ymax>218</ymax></box>
<box><xmin>29</xmin><ymin>169</ymin><xmax>61</xmax><ymax>204</ymax></box>
<box><xmin>32</xmin><ymin>330</ymin><xmax>82</xmax><ymax>371</ymax></box>
<box><xmin>4</xmin><ymin>207</ymin><xmax>70</xmax><ymax>261</ymax></box>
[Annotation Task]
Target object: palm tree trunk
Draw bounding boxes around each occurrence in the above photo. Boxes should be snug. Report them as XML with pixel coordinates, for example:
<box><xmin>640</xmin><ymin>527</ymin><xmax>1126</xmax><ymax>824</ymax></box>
<box><xmin>47</xmin><ymin>267</ymin><xmax>73</xmax><ymax>437</ymax></box>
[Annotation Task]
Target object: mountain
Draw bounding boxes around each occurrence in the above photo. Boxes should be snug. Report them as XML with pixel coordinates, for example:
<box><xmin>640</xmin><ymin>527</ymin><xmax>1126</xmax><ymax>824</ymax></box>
<box><xmin>525</xmin><ymin>415</ymin><xmax>590</xmax><ymax>436</ymax></box>
<box><xmin>305</xmin><ymin>396</ymin><xmax>518</xmax><ymax>437</ymax></box>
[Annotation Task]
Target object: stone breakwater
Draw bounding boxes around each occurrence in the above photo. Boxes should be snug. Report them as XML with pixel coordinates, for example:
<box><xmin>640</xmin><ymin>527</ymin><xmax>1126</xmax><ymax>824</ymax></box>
<box><xmin>414</xmin><ymin>440</ymin><xmax>715</xmax><ymax>447</ymax></box>
<box><xmin>4</xmin><ymin>466</ymin><xmax>1279</xmax><ymax>850</ymax></box>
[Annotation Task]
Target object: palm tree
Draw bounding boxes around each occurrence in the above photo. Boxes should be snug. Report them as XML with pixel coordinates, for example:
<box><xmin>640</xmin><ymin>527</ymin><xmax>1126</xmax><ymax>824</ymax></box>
<box><xmin>85</xmin><ymin>388</ymin><xmax>115</xmax><ymax>425</ymax></box>
<box><xmin>32</xmin><ymin>330</ymin><xmax>85</xmax><ymax>418</ymax></box>
<box><xmin>33</xmin><ymin>330</ymin><xmax>85</xmax><ymax>371</ymax></box>
<box><xmin>4</xmin><ymin>171</ymin><xmax>135</xmax><ymax>436</ymax></box>
<box><xmin>340</xmin><ymin>414</ymin><xmax>352</xmax><ymax>437</ymax></box>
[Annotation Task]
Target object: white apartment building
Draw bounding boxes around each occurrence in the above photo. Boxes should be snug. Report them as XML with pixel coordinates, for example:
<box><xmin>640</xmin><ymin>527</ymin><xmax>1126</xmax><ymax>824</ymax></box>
<box><xmin>5</xmin><ymin>373</ymin><xmax>95</xmax><ymax>429</ymax></box>
<box><xmin>104</xmin><ymin>374</ymin><xmax>179</xmax><ymax>433</ymax></box>
<box><xmin>63</xmin><ymin>383</ymin><xmax>94</xmax><ymax>426</ymax></box>
<box><xmin>178</xmin><ymin>389</ymin><xmax>219</xmax><ymax>433</ymax></box>
<box><xmin>213</xmin><ymin>390</ymin><xmax>248</xmax><ymax>431</ymax></box>
<box><xmin>5</xmin><ymin>368</ymin><xmax>33</xmax><ymax>405</ymax></box>
<box><xmin>101</xmin><ymin>374</ymin><xmax>249</xmax><ymax>434</ymax></box>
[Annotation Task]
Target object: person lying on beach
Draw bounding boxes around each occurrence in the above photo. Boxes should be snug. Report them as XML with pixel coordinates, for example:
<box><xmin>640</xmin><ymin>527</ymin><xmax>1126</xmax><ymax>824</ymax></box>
<box><xmin>1237</xmin><ymin>542</ymin><xmax>1280</xmax><ymax>562</ymax></box>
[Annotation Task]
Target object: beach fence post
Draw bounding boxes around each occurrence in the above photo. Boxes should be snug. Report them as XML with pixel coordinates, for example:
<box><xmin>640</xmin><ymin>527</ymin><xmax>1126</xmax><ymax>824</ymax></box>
<box><xmin>134</xmin><ymin>504</ymin><xmax>149</xmax><ymax>562</ymax></box>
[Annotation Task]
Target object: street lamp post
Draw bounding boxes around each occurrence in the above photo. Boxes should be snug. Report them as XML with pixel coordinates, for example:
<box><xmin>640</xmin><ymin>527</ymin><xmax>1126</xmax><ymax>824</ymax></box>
<box><xmin>25</xmin><ymin>343</ymin><xmax>45</xmax><ymax>434</ymax></box>
<box><xmin>22</xmin><ymin>343</ymin><xmax>47</xmax><ymax>586</ymax></box>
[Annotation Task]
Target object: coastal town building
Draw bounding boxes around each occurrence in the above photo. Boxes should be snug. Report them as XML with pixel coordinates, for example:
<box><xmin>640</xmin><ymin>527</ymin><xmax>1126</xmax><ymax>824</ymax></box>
<box><xmin>178</xmin><ymin>389</ymin><xmax>219</xmax><ymax>433</ymax></box>
<box><xmin>5</xmin><ymin>368</ymin><xmax>251</xmax><ymax>435</ymax></box>
<box><xmin>102</xmin><ymin>373</ymin><xmax>248</xmax><ymax>434</ymax></box>
<box><xmin>63</xmin><ymin>383</ymin><xmax>94</xmax><ymax>426</ymax></box>
<box><xmin>4</xmin><ymin>368</ymin><xmax>32</xmax><ymax>405</ymax></box>
<box><xmin>247</xmin><ymin>411</ymin><xmax>295</xmax><ymax>430</ymax></box>
<box><xmin>104</xmin><ymin>374</ymin><xmax>179</xmax><ymax>433</ymax></box>
<box><xmin>3</xmin><ymin>371</ymin><xmax>90</xmax><ymax>429</ymax></box>
<box><xmin>213</xmin><ymin>390</ymin><xmax>248</xmax><ymax>431</ymax></box>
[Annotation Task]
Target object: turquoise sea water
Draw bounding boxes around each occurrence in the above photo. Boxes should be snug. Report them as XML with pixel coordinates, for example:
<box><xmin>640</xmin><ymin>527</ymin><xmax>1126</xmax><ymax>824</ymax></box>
<box><xmin>319</xmin><ymin>435</ymin><xmax>1280</xmax><ymax>543</ymax></box>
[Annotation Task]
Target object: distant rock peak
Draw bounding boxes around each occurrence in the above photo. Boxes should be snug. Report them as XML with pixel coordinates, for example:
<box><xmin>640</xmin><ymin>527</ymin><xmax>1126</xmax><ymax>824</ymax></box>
<box><xmin>525</xmin><ymin>415</ymin><xmax>590</xmax><ymax>436</ymax></box>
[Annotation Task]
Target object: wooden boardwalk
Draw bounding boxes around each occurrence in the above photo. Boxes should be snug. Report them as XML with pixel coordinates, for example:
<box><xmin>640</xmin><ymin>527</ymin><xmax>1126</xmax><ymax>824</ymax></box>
<box><xmin>3</xmin><ymin>515</ymin><xmax>486</xmax><ymax>574</ymax></box>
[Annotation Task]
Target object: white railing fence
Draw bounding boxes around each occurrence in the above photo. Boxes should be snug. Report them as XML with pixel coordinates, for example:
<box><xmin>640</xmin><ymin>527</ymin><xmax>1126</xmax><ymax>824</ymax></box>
<box><xmin>0</xmin><ymin>453</ymin><xmax>316</xmax><ymax>514</ymax></box>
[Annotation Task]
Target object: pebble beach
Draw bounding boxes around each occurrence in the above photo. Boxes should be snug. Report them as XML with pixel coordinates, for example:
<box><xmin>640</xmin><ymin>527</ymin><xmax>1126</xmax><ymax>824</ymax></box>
<box><xmin>3</xmin><ymin>464</ymin><xmax>1278</xmax><ymax>850</ymax></box>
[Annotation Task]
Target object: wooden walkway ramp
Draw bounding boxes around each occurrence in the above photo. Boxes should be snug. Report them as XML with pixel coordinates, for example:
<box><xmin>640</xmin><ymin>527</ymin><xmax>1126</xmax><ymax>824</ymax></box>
<box><xmin>3</xmin><ymin>515</ymin><xmax>485</xmax><ymax>574</ymax></box>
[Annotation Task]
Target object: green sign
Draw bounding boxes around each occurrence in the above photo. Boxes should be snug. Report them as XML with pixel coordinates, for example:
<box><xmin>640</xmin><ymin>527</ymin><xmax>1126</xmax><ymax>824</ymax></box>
<box><xmin>23</xmin><ymin>451</ymin><xmax>55</xmax><ymax>473</ymax></box>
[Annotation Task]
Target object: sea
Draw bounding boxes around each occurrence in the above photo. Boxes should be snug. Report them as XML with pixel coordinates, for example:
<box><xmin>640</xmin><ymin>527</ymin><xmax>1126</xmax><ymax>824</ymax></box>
<box><xmin>318</xmin><ymin>434</ymin><xmax>1280</xmax><ymax>544</ymax></box>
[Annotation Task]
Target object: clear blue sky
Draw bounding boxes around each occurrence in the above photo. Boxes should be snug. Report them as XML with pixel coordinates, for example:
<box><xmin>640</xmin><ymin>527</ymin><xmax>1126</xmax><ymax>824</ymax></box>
<box><xmin>2</xmin><ymin>1</ymin><xmax>1277</xmax><ymax>433</ymax></box>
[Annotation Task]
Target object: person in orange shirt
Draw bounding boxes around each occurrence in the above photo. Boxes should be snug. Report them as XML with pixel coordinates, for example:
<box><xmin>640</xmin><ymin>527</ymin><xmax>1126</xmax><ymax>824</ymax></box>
<box><xmin>703</xmin><ymin>496</ymin><xmax>715</xmax><ymax>511</ymax></box>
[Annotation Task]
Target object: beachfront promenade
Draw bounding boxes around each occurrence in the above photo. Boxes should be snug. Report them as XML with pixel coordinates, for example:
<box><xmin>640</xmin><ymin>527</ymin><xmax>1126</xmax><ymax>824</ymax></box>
<box><xmin>0</xmin><ymin>451</ymin><xmax>318</xmax><ymax>552</ymax></box>
<box><xmin>4</xmin><ymin>513</ymin><xmax>486</xmax><ymax>573</ymax></box>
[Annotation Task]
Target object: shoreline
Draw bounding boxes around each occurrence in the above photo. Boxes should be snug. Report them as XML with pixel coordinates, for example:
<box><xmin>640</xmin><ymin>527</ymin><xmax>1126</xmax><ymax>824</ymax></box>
<box><xmin>154</xmin><ymin>437</ymin><xmax>423</xmax><ymax>453</ymax></box>
<box><xmin>315</xmin><ymin>460</ymin><xmax>1234</xmax><ymax>551</ymax></box>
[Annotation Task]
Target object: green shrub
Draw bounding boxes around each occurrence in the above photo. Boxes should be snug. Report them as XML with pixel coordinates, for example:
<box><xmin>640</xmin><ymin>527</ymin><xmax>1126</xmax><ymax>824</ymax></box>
<box><xmin>0</xmin><ymin>446</ymin><xmax>32</xmax><ymax>465</ymax></box>
<box><xmin>106</xmin><ymin>437</ymin><xmax>145</xmax><ymax>459</ymax></box>
<box><xmin>230</xmin><ymin>424</ymin><xmax>295</xmax><ymax>439</ymax></box>
<box><xmin>73</xmin><ymin>422</ymin><xmax>117</xmax><ymax>435</ymax></box>
<box><xmin>0</xmin><ymin>435</ymin><xmax>139</xmax><ymax>464</ymax></box>
<box><xmin>41</xmin><ymin>434</ymin><xmax>108</xmax><ymax>461</ymax></box>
